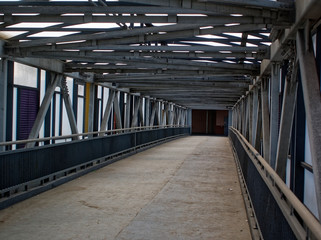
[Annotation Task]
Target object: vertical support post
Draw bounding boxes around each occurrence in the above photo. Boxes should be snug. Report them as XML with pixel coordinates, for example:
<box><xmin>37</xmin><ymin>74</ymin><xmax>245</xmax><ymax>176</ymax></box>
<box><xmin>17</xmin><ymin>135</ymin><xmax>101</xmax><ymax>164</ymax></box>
<box><xmin>145</xmin><ymin>97</ymin><xmax>150</xmax><ymax>127</ymax></box>
<box><xmin>252</xmin><ymin>86</ymin><xmax>259</xmax><ymax>146</ymax></box>
<box><xmin>124</xmin><ymin>93</ymin><xmax>131</xmax><ymax>129</ymax></box>
<box><xmin>270</xmin><ymin>62</ymin><xmax>281</xmax><ymax>168</ymax></box>
<box><xmin>261</xmin><ymin>77</ymin><xmax>270</xmax><ymax>163</ymax></box>
<box><xmin>0</xmin><ymin>57</ymin><xmax>7</xmax><ymax>151</ymax></box>
<box><xmin>139</xmin><ymin>97</ymin><xmax>144</xmax><ymax>126</ymax></box>
<box><xmin>113</xmin><ymin>91</ymin><xmax>123</xmax><ymax>129</ymax></box>
<box><xmin>60</xmin><ymin>78</ymin><xmax>79</xmax><ymax>140</ymax></box>
<box><xmin>297</xmin><ymin>26</ymin><xmax>321</xmax><ymax>218</ymax></box>
<box><xmin>255</xmin><ymin>92</ymin><xmax>262</xmax><ymax>152</ymax></box>
<box><xmin>244</xmin><ymin>95</ymin><xmax>250</xmax><ymax>140</ymax></box>
<box><xmin>275</xmin><ymin>60</ymin><xmax>298</xmax><ymax>180</ymax></box>
<box><xmin>248</xmin><ymin>92</ymin><xmax>253</xmax><ymax>144</ymax></box>
<box><xmin>84</xmin><ymin>81</ymin><xmax>95</xmax><ymax>133</ymax></box>
<box><xmin>150</xmin><ymin>101</ymin><xmax>157</xmax><ymax>127</ymax></box>
<box><xmin>131</xmin><ymin>97</ymin><xmax>141</xmax><ymax>127</ymax></box>
<box><xmin>100</xmin><ymin>89</ymin><xmax>115</xmax><ymax>135</ymax></box>
<box><xmin>238</xmin><ymin>103</ymin><xmax>242</xmax><ymax>131</ymax></box>
<box><xmin>157</xmin><ymin>102</ymin><xmax>161</xmax><ymax>126</ymax></box>
<box><xmin>26</xmin><ymin>74</ymin><xmax>62</xmax><ymax>148</ymax></box>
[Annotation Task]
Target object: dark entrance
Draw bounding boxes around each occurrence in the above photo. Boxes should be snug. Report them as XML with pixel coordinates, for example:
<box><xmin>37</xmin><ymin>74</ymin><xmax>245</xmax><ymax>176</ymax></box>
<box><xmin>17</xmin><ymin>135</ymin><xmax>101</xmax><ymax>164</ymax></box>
<box><xmin>192</xmin><ymin>110</ymin><xmax>228</xmax><ymax>136</ymax></box>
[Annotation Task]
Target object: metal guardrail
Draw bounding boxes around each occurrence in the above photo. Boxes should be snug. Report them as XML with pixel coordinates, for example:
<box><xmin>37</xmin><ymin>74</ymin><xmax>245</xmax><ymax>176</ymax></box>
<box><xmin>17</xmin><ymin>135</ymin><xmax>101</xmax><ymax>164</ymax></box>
<box><xmin>0</xmin><ymin>126</ymin><xmax>190</xmax><ymax>209</ymax></box>
<box><xmin>0</xmin><ymin>125</ymin><xmax>188</xmax><ymax>150</ymax></box>
<box><xmin>229</xmin><ymin>127</ymin><xmax>321</xmax><ymax>240</ymax></box>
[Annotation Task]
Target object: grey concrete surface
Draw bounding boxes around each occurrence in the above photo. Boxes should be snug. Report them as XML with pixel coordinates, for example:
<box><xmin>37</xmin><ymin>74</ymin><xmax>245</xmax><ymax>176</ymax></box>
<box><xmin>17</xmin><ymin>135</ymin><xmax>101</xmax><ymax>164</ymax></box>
<box><xmin>0</xmin><ymin>136</ymin><xmax>251</xmax><ymax>240</ymax></box>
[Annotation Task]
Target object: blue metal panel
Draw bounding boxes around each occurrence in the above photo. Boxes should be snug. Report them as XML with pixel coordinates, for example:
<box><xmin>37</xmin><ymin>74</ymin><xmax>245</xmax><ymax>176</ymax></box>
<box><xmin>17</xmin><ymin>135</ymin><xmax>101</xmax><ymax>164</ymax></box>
<box><xmin>0</xmin><ymin>127</ymin><xmax>189</xmax><ymax>191</ymax></box>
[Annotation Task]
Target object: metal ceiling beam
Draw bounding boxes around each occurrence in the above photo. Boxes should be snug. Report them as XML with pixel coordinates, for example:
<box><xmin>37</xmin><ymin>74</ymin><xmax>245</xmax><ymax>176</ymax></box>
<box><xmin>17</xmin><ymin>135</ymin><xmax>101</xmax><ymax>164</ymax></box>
<box><xmin>26</xmin><ymin>50</ymin><xmax>268</xmax><ymax>62</ymax></box>
<box><xmin>115</xmin><ymin>0</ymin><xmax>291</xmax><ymax>18</ymax></box>
<box><xmin>0</xmin><ymin>6</ymin><xmax>209</xmax><ymax>15</ymax></box>
<box><xmin>0</xmin><ymin>15</ymin><xmax>279</xmax><ymax>26</ymax></box>
<box><xmin>198</xmin><ymin>0</ymin><xmax>293</xmax><ymax>10</ymax></box>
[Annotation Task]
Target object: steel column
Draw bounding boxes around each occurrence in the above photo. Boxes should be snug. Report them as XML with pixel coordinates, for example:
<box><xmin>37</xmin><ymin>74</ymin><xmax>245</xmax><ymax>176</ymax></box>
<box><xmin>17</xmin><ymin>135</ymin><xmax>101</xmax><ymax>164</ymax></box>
<box><xmin>60</xmin><ymin>78</ymin><xmax>79</xmax><ymax>140</ymax></box>
<box><xmin>124</xmin><ymin>93</ymin><xmax>131</xmax><ymax>129</ymax></box>
<box><xmin>26</xmin><ymin>74</ymin><xmax>62</xmax><ymax>148</ymax></box>
<box><xmin>269</xmin><ymin>62</ymin><xmax>280</xmax><ymax>168</ymax></box>
<box><xmin>297</xmin><ymin>26</ymin><xmax>321</xmax><ymax>219</ymax></box>
<box><xmin>0</xmin><ymin>58</ymin><xmax>7</xmax><ymax>152</ymax></box>
<box><xmin>99</xmin><ymin>89</ymin><xmax>115</xmax><ymax>135</ymax></box>
<box><xmin>275</xmin><ymin>61</ymin><xmax>298</xmax><ymax>180</ymax></box>
<box><xmin>261</xmin><ymin>77</ymin><xmax>270</xmax><ymax>163</ymax></box>
<box><xmin>113</xmin><ymin>91</ymin><xmax>123</xmax><ymax>129</ymax></box>
<box><xmin>131</xmin><ymin>97</ymin><xmax>141</xmax><ymax>127</ymax></box>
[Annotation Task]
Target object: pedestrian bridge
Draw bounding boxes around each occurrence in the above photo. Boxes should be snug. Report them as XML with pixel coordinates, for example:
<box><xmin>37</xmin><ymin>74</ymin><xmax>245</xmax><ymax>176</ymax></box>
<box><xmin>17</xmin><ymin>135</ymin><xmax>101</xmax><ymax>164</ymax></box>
<box><xmin>1</xmin><ymin>0</ymin><xmax>321</xmax><ymax>239</ymax></box>
<box><xmin>0</xmin><ymin>129</ymin><xmax>321</xmax><ymax>240</ymax></box>
<box><xmin>0</xmin><ymin>136</ymin><xmax>252</xmax><ymax>240</ymax></box>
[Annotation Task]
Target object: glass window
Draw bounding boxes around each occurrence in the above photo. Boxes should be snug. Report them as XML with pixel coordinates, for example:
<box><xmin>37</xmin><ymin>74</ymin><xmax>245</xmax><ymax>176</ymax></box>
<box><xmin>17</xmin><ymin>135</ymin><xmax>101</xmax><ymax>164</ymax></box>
<box><xmin>14</xmin><ymin>62</ymin><xmax>37</xmax><ymax>88</ymax></box>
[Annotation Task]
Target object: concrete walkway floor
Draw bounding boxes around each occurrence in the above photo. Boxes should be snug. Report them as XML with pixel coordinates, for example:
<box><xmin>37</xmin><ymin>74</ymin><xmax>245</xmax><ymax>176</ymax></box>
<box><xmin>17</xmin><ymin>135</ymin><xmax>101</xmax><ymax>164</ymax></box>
<box><xmin>0</xmin><ymin>136</ymin><xmax>251</xmax><ymax>240</ymax></box>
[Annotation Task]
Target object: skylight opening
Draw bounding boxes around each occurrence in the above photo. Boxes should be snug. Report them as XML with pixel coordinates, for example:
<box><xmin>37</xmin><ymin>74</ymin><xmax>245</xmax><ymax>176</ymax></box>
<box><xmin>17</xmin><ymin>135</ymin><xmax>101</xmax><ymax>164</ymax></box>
<box><xmin>196</xmin><ymin>34</ymin><xmax>227</xmax><ymax>39</ymax></box>
<box><xmin>28</xmin><ymin>31</ymin><xmax>80</xmax><ymax>37</ymax></box>
<box><xmin>12</xmin><ymin>13</ymin><xmax>40</xmax><ymax>16</ymax></box>
<box><xmin>195</xmin><ymin>51</ymin><xmax>204</xmax><ymax>53</ymax></box>
<box><xmin>260</xmin><ymin>33</ymin><xmax>270</xmax><ymax>37</ymax></box>
<box><xmin>145</xmin><ymin>14</ymin><xmax>168</xmax><ymax>17</ymax></box>
<box><xmin>61</xmin><ymin>13</ymin><xmax>84</xmax><ymax>16</ymax></box>
<box><xmin>177</xmin><ymin>14</ymin><xmax>207</xmax><ymax>17</ymax></box>
<box><xmin>93</xmin><ymin>50</ymin><xmax>115</xmax><ymax>52</ymax></box>
<box><xmin>192</xmin><ymin>60</ymin><xmax>217</xmax><ymax>63</ymax></box>
<box><xmin>92</xmin><ymin>14</ymin><xmax>107</xmax><ymax>16</ymax></box>
<box><xmin>7</xmin><ymin>22</ymin><xmax>62</xmax><ymax>28</ymax></box>
<box><xmin>223</xmin><ymin>33</ymin><xmax>242</xmax><ymax>38</ymax></box>
<box><xmin>246</xmin><ymin>43</ymin><xmax>258</xmax><ymax>47</ymax></box>
<box><xmin>230</xmin><ymin>14</ymin><xmax>243</xmax><ymax>17</ymax></box>
<box><xmin>158</xmin><ymin>32</ymin><xmax>167</xmax><ymax>34</ymax></box>
<box><xmin>56</xmin><ymin>40</ymin><xmax>86</xmax><ymax>45</ymax></box>
<box><xmin>261</xmin><ymin>42</ymin><xmax>272</xmax><ymax>46</ymax></box>
<box><xmin>248</xmin><ymin>35</ymin><xmax>262</xmax><ymax>40</ymax></box>
<box><xmin>199</xmin><ymin>26</ymin><xmax>213</xmax><ymax>30</ymax></box>
<box><xmin>64</xmin><ymin>23</ymin><xmax>119</xmax><ymax>29</ymax></box>
<box><xmin>224</xmin><ymin>23</ymin><xmax>240</xmax><ymax>27</ymax></box>
<box><xmin>152</xmin><ymin>23</ymin><xmax>176</xmax><ymax>27</ymax></box>
<box><xmin>219</xmin><ymin>51</ymin><xmax>232</xmax><ymax>54</ymax></box>
<box><xmin>223</xmin><ymin>60</ymin><xmax>236</xmax><ymax>64</ymax></box>
<box><xmin>231</xmin><ymin>42</ymin><xmax>241</xmax><ymax>45</ymax></box>
<box><xmin>95</xmin><ymin>63</ymin><xmax>110</xmax><ymax>65</ymax></box>
<box><xmin>244</xmin><ymin>61</ymin><xmax>253</xmax><ymax>64</ymax></box>
<box><xmin>0</xmin><ymin>31</ymin><xmax>27</xmax><ymax>39</ymax></box>
<box><xmin>181</xmin><ymin>41</ymin><xmax>231</xmax><ymax>47</ymax></box>
<box><xmin>116</xmin><ymin>63</ymin><xmax>127</xmax><ymax>66</ymax></box>
<box><xmin>63</xmin><ymin>49</ymin><xmax>80</xmax><ymax>52</ymax></box>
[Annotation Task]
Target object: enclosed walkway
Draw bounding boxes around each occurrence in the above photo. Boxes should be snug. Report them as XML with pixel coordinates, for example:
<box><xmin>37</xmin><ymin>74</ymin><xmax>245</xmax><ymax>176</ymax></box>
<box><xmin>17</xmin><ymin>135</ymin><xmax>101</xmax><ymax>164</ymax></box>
<box><xmin>0</xmin><ymin>136</ymin><xmax>250</xmax><ymax>240</ymax></box>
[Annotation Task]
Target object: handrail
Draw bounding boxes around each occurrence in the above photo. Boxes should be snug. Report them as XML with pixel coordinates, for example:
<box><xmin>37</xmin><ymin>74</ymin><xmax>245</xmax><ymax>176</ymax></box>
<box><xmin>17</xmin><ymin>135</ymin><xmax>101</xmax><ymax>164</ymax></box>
<box><xmin>230</xmin><ymin>127</ymin><xmax>321</xmax><ymax>240</ymax></box>
<box><xmin>0</xmin><ymin>125</ymin><xmax>189</xmax><ymax>148</ymax></box>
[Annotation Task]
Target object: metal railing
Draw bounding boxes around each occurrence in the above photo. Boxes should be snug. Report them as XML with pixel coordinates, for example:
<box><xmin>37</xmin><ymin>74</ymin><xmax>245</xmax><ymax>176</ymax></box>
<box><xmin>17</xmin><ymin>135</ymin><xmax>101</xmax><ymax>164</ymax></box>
<box><xmin>0</xmin><ymin>126</ymin><xmax>190</xmax><ymax>209</ymax></box>
<box><xmin>0</xmin><ymin>125</ymin><xmax>189</xmax><ymax>151</ymax></box>
<box><xmin>229</xmin><ymin>127</ymin><xmax>321</xmax><ymax>240</ymax></box>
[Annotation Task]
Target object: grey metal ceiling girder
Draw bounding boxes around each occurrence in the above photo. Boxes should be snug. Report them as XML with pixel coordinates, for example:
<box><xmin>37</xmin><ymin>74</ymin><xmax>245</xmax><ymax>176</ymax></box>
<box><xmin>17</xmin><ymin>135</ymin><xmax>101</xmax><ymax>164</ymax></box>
<box><xmin>0</xmin><ymin>0</ymin><xmax>292</xmax><ymax>109</ymax></box>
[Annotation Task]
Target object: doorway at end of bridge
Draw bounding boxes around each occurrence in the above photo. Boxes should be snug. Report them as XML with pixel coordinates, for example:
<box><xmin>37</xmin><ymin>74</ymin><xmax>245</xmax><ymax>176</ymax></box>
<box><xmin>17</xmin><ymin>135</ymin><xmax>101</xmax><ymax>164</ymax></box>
<box><xmin>192</xmin><ymin>110</ymin><xmax>228</xmax><ymax>136</ymax></box>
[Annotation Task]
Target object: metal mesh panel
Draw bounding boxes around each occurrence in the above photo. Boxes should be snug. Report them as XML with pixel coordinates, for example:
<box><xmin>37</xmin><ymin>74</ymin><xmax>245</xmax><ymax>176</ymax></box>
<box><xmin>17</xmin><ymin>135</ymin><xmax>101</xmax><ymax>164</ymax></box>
<box><xmin>229</xmin><ymin>130</ymin><xmax>296</xmax><ymax>240</ymax></box>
